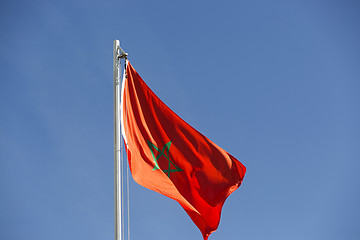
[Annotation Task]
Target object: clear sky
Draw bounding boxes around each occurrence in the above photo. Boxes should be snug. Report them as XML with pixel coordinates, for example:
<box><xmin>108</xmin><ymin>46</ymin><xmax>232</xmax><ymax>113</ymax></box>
<box><xmin>1</xmin><ymin>0</ymin><xmax>359</xmax><ymax>239</ymax></box>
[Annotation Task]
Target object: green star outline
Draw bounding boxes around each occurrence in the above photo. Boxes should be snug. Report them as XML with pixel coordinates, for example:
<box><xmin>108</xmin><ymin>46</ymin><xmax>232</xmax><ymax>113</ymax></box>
<box><xmin>147</xmin><ymin>140</ymin><xmax>183</xmax><ymax>178</ymax></box>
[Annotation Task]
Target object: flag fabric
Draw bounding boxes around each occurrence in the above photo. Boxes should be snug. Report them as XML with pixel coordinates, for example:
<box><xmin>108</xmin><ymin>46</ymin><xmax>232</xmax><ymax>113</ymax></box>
<box><xmin>121</xmin><ymin>60</ymin><xmax>246</xmax><ymax>240</ymax></box>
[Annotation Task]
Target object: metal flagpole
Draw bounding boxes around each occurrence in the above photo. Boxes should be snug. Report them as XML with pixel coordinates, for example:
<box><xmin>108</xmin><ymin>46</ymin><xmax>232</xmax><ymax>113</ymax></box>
<box><xmin>114</xmin><ymin>40</ymin><xmax>127</xmax><ymax>240</ymax></box>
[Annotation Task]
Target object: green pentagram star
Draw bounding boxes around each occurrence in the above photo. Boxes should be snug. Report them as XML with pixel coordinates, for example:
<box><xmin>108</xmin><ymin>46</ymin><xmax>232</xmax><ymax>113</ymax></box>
<box><xmin>147</xmin><ymin>140</ymin><xmax>183</xmax><ymax>178</ymax></box>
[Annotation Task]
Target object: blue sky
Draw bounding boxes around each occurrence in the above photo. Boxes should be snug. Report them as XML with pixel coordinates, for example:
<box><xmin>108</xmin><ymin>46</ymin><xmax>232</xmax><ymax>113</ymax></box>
<box><xmin>1</xmin><ymin>0</ymin><xmax>359</xmax><ymax>239</ymax></box>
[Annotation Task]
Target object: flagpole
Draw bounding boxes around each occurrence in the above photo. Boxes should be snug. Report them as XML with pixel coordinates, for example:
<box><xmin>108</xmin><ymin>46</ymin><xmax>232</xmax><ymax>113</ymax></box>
<box><xmin>114</xmin><ymin>40</ymin><xmax>127</xmax><ymax>240</ymax></box>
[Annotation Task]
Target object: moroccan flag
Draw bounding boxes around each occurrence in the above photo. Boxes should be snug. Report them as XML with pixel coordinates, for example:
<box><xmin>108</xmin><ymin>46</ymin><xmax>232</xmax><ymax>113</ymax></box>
<box><xmin>121</xmin><ymin>60</ymin><xmax>246</xmax><ymax>240</ymax></box>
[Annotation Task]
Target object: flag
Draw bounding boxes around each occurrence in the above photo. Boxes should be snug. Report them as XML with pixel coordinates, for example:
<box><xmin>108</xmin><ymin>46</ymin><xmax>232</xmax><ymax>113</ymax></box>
<box><xmin>121</xmin><ymin>60</ymin><xmax>246</xmax><ymax>240</ymax></box>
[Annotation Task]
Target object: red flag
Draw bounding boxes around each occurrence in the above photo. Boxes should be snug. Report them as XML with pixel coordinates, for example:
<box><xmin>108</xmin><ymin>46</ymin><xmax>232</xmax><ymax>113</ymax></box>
<box><xmin>121</xmin><ymin>60</ymin><xmax>246</xmax><ymax>240</ymax></box>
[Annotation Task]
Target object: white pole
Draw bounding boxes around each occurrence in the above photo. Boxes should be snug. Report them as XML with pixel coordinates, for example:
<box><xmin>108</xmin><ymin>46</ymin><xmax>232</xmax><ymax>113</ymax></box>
<box><xmin>114</xmin><ymin>40</ymin><xmax>122</xmax><ymax>240</ymax></box>
<box><xmin>114</xmin><ymin>39</ymin><xmax>128</xmax><ymax>240</ymax></box>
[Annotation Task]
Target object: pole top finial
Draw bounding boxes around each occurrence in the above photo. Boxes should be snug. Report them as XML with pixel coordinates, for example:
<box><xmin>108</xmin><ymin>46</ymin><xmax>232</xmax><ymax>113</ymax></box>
<box><xmin>114</xmin><ymin>40</ymin><xmax>128</xmax><ymax>59</ymax></box>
